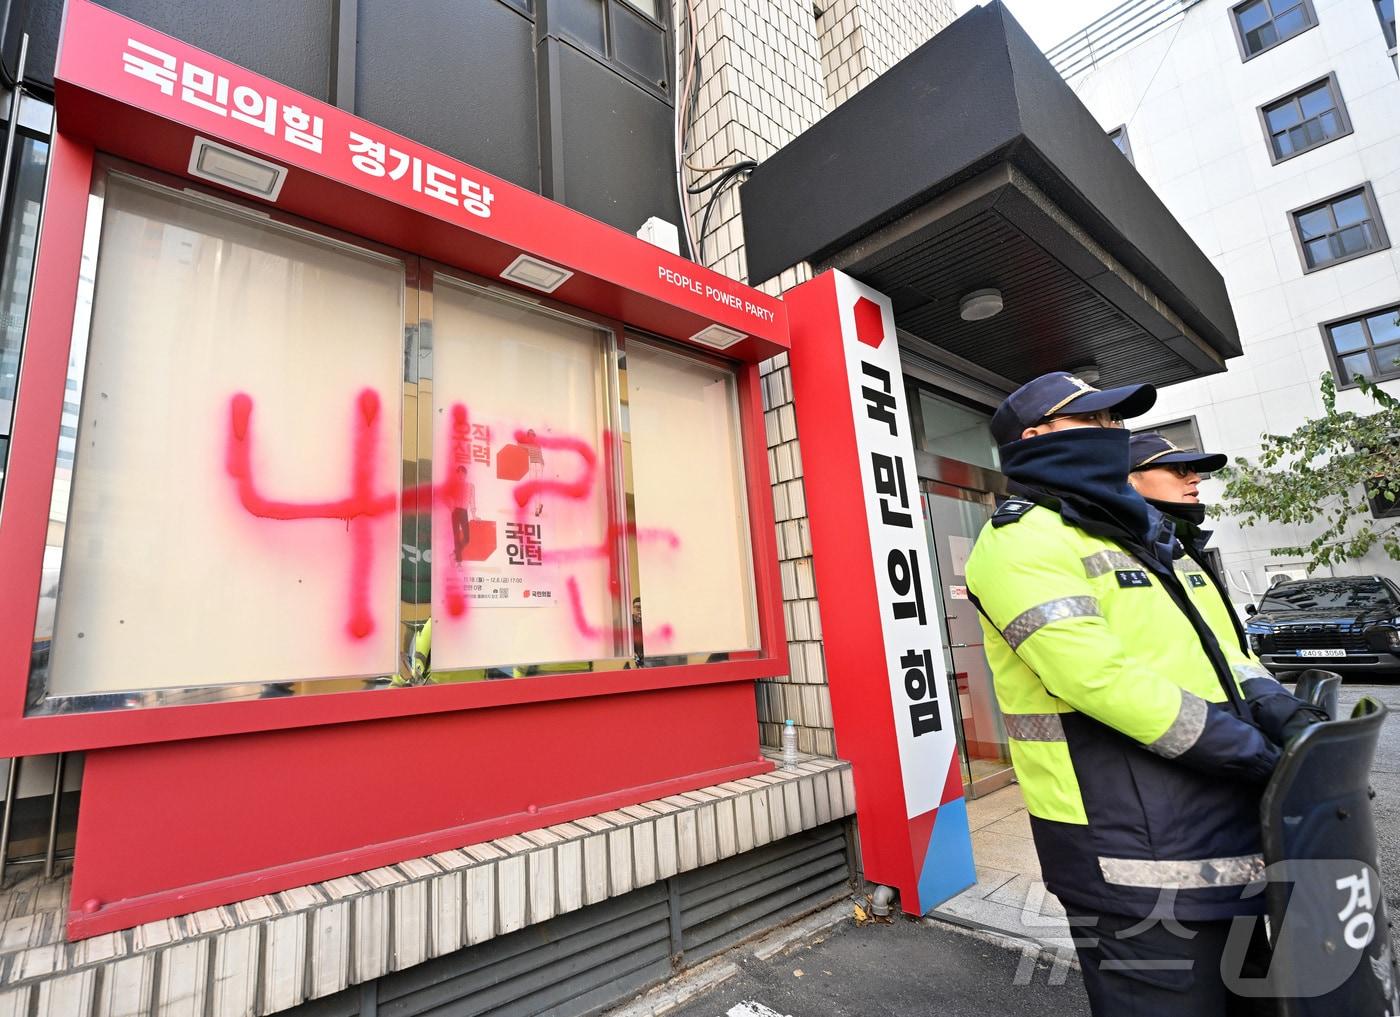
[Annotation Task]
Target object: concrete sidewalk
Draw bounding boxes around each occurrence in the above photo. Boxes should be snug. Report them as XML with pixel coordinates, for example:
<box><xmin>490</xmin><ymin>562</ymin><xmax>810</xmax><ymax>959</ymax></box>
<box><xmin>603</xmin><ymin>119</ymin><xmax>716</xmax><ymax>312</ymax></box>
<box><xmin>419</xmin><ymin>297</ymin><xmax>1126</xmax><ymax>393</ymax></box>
<box><xmin>927</xmin><ymin>783</ymin><xmax>1074</xmax><ymax>957</ymax></box>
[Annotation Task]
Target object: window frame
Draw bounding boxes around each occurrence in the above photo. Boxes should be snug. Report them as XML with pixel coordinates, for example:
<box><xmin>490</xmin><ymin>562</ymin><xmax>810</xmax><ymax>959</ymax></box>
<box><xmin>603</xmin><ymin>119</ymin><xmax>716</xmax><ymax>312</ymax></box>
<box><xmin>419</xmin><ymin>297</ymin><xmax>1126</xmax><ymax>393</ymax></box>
<box><xmin>1319</xmin><ymin>301</ymin><xmax>1400</xmax><ymax>388</ymax></box>
<box><xmin>1230</xmin><ymin>0</ymin><xmax>1319</xmax><ymax>62</ymax></box>
<box><xmin>1256</xmin><ymin>72</ymin><xmax>1353</xmax><ymax>165</ymax></box>
<box><xmin>1378</xmin><ymin>0</ymin><xmax>1397</xmax><ymax>50</ymax></box>
<box><xmin>1</xmin><ymin>148</ymin><xmax>785</xmax><ymax>754</ymax></box>
<box><xmin>1367</xmin><ymin>475</ymin><xmax>1400</xmax><ymax>518</ymax></box>
<box><xmin>1107</xmin><ymin>125</ymin><xmax>1134</xmax><ymax>165</ymax></box>
<box><xmin>1138</xmin><ymin>415</ymin><xmax>1205</xmax><ymax>454</ymax></box>
<box><xmin>1288</xmin><ymin>182</ymin><xmax>1390</xmax><ymax>274</ymax></box>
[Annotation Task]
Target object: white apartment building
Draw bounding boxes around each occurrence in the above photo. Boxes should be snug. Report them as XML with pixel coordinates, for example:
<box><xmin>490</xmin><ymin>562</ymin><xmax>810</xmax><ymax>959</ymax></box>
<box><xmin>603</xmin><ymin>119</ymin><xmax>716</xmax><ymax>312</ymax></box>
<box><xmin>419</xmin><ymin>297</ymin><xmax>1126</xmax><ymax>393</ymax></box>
<box><xmin>1059</xmin><ymin>0</ymin><xmax>1400</xmax><ymax>596</ymax></box>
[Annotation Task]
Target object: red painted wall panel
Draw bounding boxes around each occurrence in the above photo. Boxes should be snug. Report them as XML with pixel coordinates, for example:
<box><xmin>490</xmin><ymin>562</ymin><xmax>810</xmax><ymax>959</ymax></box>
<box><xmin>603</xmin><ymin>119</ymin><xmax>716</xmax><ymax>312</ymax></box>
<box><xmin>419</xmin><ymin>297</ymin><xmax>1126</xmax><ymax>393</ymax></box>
<box><xmin>69</xmin><ymin>681</ymin><xmax>767</xmax><ymax>937</ymax></box>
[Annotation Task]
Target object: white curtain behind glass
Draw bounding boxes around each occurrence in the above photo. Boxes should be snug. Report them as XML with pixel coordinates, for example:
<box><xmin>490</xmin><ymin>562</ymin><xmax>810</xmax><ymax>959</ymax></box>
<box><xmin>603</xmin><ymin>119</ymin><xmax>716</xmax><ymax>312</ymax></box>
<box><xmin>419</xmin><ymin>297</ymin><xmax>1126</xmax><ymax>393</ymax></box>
<box><xmin>430</xmin><ymin>277</ymin><xmax>617</xmax><ymax>669</ymax></box>
<box><xmin>47</xmin><ymin>176</ymin><xmax>404</xmax><ymax>696</ymax></box>
<box><xmin>627</xmin><ymin>342</ymin><xmax>757</xmax><ymax>655</ymax></box>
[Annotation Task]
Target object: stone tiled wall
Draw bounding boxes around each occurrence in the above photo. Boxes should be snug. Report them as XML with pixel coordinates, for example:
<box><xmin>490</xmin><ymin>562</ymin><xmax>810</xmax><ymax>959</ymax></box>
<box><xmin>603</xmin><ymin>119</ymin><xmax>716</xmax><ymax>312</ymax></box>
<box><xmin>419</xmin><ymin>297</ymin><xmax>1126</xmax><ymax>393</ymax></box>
<box><xmin>817</xmin><ymin>0</ymin><xmax>956</xmax><ymax>110</ymax></box>
<box><xmin>681</xmin><ymin>0</ymin><xmax>828</xmax><ymax>284</ymax></box>
<box><xmin>679</xmin><ymin>1</ymin><xmax>956</xmax><ymax>755</ymax></box>
<box><xmin>0</xmin><ymin>758</ymin><xmax>854</xmax><ymax>1017</ymax></box>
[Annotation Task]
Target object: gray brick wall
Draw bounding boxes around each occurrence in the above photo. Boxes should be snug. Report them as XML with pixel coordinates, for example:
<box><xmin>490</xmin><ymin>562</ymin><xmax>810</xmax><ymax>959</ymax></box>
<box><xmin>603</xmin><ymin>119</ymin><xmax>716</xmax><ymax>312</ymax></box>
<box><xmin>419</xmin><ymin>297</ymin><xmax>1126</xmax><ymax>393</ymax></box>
<box><xmin>679</xmin><ymin>0</ymin><xmax>956</xmax><ymax>756</ymax></box>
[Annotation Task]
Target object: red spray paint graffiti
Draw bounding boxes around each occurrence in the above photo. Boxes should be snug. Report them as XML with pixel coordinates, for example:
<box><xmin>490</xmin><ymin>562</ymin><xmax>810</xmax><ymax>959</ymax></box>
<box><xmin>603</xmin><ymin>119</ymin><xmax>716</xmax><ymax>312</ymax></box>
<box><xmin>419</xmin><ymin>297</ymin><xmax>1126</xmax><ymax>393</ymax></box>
<box><xmin>226</xmin><ymin>389</ymin><xmax>394</xmax><ymax>639</ymax></box>
<box><xmin>226</xmin><ymin>391</ymin><xmax>681</xmax><ymax>649</ymax></box>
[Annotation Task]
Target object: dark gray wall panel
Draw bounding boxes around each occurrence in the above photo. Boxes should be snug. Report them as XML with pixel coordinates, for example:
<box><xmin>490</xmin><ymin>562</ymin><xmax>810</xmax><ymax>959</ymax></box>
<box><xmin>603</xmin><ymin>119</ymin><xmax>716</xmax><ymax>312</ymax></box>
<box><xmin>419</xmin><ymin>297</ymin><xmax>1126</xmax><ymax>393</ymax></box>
<box><xmin>355</xmin><ymin>0</ymin><xmax>540</xmax><ymax>192</ymax></box>
<box><xmin>103</xmin><ymin>0</ymin><xmax>332</xmax><ymax>100</ymax></box>
<box><xmin>16</xmin><ymin>0</ymin><xmax>328</xmax><ymax>101</ymax></box>
<box><xmin>11</xmin><ymin>0</ymin><xmax>63</xmax><ymax>91</ymax></box>
<box><xmin>552</xmin><ymin>42</ymin><xmax>684</xmax><ymax>243</ymax></box>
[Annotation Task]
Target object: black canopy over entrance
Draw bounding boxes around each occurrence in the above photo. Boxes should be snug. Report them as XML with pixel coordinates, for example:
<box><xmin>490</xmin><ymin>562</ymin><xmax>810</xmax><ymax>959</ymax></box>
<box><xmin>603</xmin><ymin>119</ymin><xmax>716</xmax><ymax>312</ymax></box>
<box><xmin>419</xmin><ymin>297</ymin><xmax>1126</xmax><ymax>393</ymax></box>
<box><xmin>741</xmin><ymin>1</ymin><xmax>1240</xmax><ymax>389</ymax></box>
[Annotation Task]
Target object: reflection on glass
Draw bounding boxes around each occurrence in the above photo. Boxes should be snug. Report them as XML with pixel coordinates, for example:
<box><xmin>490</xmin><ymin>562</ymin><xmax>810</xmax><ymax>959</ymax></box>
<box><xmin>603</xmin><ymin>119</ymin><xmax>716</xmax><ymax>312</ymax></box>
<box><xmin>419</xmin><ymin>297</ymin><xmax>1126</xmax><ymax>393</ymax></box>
<box><xmin>429</xmin><ymin>276</ymin><xmax>619</xmax><ymax>671</ymax></box>
<box><xmin>917</xmin><ymin>388</ymin><xmax>1000</xmax><ymax>470</ymax></box>
<box><xmin>921</xmin><ymin>487</ymin><xmax>1012</xmax><ymax>794</ymax></box>
<box><xmin>0</xmin><ymin>134</ymin><xmax>50</xmax><ymax>443</ymax></box>
<box><xmin>1330</xmin><ymin>320</ymin><xmax>1367</xmax><ymax>353</ymax></box>
<box><xmin>1339</xmin><ymin>352</ymin><xmax>1371</xmax><ymax>384</ymax></box>
<box><xmin>43</xmin><ymin>174</ymin><xmax>405</xmax><ymax>699</ymax></box>
<box><xmin>1368</xmin><ymin>311</ymin><xmax>1400</xmax><ymax>345</ymax></box>
<box><xmin>628</xmin><ymin>340</ymin><xmax>758</xmax><ymax>656</ymax></box>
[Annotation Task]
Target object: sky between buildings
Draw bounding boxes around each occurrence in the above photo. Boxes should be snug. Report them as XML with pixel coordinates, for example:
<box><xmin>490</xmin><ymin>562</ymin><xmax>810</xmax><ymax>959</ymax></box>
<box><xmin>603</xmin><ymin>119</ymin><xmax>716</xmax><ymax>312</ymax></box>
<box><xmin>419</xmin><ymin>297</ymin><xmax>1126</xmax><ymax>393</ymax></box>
<box><xmin>953</xmin><ymin>0</ymin><xmax>1129</xmax><ymax>51</ymax></box>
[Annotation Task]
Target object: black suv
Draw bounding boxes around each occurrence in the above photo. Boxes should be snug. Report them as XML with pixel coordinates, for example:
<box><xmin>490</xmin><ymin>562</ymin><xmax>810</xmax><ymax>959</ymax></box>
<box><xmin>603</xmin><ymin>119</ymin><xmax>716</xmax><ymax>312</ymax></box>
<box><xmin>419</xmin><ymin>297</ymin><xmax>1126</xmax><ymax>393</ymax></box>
<box><xmin>1246</xmin><ymin>576</ymin><xmax>1400</xmax><ymax>679</ymax></box>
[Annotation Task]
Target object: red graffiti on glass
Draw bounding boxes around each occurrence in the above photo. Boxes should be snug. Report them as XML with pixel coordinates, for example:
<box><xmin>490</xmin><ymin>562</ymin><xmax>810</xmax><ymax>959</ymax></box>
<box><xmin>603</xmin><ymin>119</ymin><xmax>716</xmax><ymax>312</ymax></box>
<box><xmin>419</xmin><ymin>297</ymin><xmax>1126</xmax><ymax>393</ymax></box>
<box><xmin>226</xmin><ymin>392</ymin><xmax>680</xmax><ymax>648</ymax></box>
<box><xmin>518</xmin><ymin>430</ymin><xmax>678</xmax><ymax>646</ymax></box>
<box><xmin>226</xmin><ymin>388</ymin><xmax>393</xmax><ymax>640</ymax></box>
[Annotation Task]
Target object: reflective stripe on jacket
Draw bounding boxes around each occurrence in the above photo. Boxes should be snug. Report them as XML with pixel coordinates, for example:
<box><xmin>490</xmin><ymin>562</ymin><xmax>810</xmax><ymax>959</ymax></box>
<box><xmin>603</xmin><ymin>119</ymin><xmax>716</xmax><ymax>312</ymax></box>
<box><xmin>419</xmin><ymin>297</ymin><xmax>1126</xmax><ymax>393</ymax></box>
<box><xmin>966</xmin><ymin>502</ymin><xmax>1280</xmax><ymax>920</ymax></box>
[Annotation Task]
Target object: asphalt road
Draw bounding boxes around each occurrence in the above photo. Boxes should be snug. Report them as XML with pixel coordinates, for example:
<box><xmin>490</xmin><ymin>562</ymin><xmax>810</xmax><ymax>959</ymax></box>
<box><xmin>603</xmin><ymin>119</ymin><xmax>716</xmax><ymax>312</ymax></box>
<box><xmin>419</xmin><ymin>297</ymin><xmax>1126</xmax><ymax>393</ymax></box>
<box><xmin>1336</xmin><ymin>683</ymin><xmax>1400</xmax><ymax>919</ymax></box>
<box><xmin>660</xmin><ymin>915</ymin><xmax>1089</xmax><ymax>1017</ymax></box>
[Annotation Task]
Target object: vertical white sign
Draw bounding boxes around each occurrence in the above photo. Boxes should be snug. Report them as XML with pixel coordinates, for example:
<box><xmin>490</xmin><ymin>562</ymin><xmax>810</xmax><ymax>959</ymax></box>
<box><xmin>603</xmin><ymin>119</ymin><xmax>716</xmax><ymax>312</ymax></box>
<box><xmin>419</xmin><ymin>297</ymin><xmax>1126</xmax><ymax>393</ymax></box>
<box><xmin>833</xmin><ymin>273</ymin><xmax>958</xmax><ymax>819</ymax></box>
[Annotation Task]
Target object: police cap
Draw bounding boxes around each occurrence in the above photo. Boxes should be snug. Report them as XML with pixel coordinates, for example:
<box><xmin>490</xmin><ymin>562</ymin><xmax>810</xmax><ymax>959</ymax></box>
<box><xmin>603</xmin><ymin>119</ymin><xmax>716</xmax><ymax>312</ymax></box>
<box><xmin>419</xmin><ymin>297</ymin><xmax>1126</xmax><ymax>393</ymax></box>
<box><xmin>1128</xmin><ymin>432</ymin><xmax>1228</xmax><ymax>473</ymax></box>
<box><xmin>990</xmin><ymin>371</ymin><xmax>1157</xmax><ymax>446</ymax></box>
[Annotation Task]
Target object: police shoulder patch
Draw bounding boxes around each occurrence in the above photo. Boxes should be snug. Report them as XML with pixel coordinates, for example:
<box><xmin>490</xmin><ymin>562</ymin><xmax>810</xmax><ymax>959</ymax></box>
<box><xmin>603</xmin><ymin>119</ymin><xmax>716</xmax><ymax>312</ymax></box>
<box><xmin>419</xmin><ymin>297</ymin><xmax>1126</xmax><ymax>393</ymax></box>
<box><xmin>992</xmin><ymin>498</ymin><xmax>1035</xmax><ymax>527</ymax></box>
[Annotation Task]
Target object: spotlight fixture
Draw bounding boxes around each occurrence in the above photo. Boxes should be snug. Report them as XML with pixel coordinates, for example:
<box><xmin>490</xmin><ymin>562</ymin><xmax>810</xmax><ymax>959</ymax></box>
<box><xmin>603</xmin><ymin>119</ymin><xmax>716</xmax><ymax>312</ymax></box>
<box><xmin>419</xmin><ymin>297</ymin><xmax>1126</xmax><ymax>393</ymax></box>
<box><xmin>688</xmin><ymin>323</ymin><xmax>747</xmax><ymax>350</ymax></box>
<box><xmin>187</xmin><ymin>137</ymin><xmax>287</xmax><ymax>201</ymax></box>
<box><xmin>958</xmin><ymin>288</ymin><xmax>1003</xmax><ymax>322</ymax></box>
<box><xmin>500</xmin><ymin>254</ymin><xmax>574</xmax><ymax>293</ymax></box>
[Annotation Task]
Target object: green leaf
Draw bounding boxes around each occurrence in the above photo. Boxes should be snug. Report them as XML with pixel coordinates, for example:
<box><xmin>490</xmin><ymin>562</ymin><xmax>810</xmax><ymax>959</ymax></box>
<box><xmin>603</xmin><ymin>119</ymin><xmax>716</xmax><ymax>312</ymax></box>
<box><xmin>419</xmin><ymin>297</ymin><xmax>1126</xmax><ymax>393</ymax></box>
<box><xmin>1216</xmin><ymin>372</ymin><xmax>1400</xmax><ymax>572</ymax></box>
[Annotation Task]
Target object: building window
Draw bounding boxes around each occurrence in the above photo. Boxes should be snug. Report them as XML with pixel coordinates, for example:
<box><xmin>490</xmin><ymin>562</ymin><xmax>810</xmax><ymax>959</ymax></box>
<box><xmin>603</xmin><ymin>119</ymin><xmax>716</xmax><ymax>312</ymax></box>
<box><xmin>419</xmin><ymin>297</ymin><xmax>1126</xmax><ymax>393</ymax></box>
<box><xmin>1140</xmin><ymin>417</ymin><xmax>1205</xmax><ymax>454</ymax></box>
<box><xmin>0</xmin><ymin>133</ymin><xmax>50</xmax><ymax>467</ymax></box>
<box><xmin>1231</xmin><ymin>0</ymin><xmax>1318</xmax><ymax>60</ymax></box>
<box><xmin>913</xmin><ymin>387</ymin><xmax>1000</xmax><ymax>472</ymax></box>
<box><xmin>1259</xmin><ymin>74</ymin><xmax>1351</xmax><ymax>163</ymax></box>
<box><xmin>36</xmin><ymin>165</ymin><xmax>762</xmax><ymax>707</ymax></box>
<box><xmin>1369</xmin><ymin>475</ymin><xmax>1400</xmax><ymax>518</ymax></box>
<box><xmin>1379</xmin><ymin>0</ymin><xmax>1397</xmax><ymax>49</ymax></box>
<box><xmin>1322</xmin><ymin>304</ymin><xmax>1400</xmax><ymax>386</ymax></box>
<box><xmin>1108</xmin><ymin>125</ymin><xmax>1134</xmax><ymax>164</ymax></box>
<box><xmin>1290</xmin><ymin>184</ymin><xmax>1389</xmax><ymax>272</ymax></box>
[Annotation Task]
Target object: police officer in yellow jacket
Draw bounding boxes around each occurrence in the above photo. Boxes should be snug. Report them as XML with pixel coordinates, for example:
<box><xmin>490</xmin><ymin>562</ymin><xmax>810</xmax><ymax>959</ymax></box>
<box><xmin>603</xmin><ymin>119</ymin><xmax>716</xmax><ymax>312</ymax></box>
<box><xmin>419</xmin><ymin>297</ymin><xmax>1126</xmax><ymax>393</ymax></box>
<box><xmin>966</xmin><ymin>373</ymin><xmax>1320</xmax><ymax>1016</ymax></box>
<box><xmin>1128</xmin><ymin>432</ymin><xmax>1322</xmax><ymax>746</ymax></box>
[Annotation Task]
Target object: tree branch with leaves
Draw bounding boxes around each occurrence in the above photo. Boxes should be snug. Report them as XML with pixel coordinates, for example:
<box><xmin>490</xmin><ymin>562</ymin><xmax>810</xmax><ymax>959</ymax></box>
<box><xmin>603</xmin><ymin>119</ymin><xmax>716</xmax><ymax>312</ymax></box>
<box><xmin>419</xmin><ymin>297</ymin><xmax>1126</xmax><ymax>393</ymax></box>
<box><xmin>1214</xmin><ymin>372</ymin><xmax>1400</xmax><ymax>569</ymax></box>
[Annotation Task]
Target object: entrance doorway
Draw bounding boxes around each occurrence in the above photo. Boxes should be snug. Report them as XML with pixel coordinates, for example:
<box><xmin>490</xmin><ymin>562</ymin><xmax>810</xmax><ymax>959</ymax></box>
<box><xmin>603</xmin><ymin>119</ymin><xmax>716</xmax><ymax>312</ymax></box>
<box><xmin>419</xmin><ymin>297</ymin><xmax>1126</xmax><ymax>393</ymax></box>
<box><xmin>919</xmin><ymin>468</ymin><xmax>1015</xmax><ymax>798</ymax></box>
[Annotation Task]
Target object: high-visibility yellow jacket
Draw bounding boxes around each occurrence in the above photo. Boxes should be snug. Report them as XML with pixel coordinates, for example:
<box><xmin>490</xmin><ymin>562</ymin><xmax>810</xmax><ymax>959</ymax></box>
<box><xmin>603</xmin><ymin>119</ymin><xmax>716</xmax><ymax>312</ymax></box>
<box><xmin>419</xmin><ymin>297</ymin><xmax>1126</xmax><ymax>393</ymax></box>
<box><xmin>1169</xmin><ymin>529</ymin><xmax>1275</xmax><ymax>684</ymax></box>
<box><xmin>966</xmin><ymin>496</ymin><xmax>1281</xmax><ymax>919</ymax></box>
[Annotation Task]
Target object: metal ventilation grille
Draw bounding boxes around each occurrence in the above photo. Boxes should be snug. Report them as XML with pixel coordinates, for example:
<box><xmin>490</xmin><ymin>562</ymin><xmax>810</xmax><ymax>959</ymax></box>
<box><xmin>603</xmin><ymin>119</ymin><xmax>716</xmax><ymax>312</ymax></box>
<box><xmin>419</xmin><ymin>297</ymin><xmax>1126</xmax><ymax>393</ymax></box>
<box><xmin>378</xmin><ymin>886</ymin><xmax>672</xmax><ymax>1017</ymax></box>
<box><xmin>678</xmin><ymin>822</ymin><xmax>853</xmax><ymax>963</ymax></box>
<box><xmin>280</xmin><ymin>820</ymin><xmax>853</xmax><ymax>1017</ymax></box>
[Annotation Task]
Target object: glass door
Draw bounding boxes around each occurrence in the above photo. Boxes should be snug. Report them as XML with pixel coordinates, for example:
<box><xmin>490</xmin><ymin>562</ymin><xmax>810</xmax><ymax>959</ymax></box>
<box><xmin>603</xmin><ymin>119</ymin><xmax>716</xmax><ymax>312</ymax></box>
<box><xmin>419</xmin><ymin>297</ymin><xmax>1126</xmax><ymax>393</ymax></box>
<box><xmin>921</xmin><ymin>481</ymin><xmax>1014</xmax><ymax>797</ymax></box>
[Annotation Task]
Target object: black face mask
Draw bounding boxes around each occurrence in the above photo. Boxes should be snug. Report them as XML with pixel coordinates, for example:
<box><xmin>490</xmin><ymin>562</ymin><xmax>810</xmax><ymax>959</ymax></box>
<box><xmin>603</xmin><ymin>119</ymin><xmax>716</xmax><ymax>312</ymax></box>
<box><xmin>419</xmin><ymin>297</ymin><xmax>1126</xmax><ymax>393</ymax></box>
<box><xmin>999</xmin><ymin>427</ymin><xmax>1177</xmax><ymax>571</ymax></box>
<box><xmin>1146</xmin><ymin>497</ymin><xmax>1207</xmax><ymax>526</ymax></box>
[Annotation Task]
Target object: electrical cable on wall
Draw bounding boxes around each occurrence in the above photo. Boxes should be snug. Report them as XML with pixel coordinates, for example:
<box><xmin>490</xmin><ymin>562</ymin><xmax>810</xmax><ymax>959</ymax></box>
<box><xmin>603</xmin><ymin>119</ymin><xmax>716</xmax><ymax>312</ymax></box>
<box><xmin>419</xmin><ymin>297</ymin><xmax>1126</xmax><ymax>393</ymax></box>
<box><xmin>674</xmin><ymin>0</ymin><xmax>756</xmax><ymax>268</ymax></box>
<box><xmin>695</xmin><ymin>159</ymin><xmax>755</xmax><ymax>266</ymax></box>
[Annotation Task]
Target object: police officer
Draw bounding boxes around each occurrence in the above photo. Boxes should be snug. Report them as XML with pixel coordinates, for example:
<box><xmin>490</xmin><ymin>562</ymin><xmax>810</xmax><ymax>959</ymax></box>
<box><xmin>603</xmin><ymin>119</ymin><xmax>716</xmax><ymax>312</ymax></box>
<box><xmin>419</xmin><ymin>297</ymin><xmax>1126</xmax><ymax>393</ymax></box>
<box><xmin>1129</xmin><ymin>432</ymin><xmax>1326</xmax><ymax>747</ymax></box>
<box><xmin>965</xmin><ymin>372</ymin><xmax>1285</xmax><ymax>1016</ymax></box>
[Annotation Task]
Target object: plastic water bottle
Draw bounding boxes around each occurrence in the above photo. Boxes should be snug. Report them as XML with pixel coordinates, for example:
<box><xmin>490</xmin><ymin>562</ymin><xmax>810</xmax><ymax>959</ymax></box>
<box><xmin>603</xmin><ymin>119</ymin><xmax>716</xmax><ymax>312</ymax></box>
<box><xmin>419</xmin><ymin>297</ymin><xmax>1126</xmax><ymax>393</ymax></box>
<box><xmin>781</xmin><ymin>719</ymin><xmax>800</xmax><ymax>767</ymax></box>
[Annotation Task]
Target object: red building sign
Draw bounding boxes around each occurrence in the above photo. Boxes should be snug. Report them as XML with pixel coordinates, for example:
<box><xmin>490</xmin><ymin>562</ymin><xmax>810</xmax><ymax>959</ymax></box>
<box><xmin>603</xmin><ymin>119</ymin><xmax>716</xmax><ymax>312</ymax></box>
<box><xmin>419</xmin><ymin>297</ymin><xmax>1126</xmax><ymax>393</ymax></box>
<box><xmin>786</xmin><ymin>270</ymin><xmax>975</xmax><ymax>914</ymax></box>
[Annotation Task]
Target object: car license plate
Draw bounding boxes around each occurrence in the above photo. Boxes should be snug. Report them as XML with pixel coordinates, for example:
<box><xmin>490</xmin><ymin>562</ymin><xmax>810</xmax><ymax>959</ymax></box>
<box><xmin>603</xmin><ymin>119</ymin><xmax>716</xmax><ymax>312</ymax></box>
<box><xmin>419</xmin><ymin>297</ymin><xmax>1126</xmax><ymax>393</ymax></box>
<box><xmin>1295</xmin><ymin>649</ymin><xmax>1345</xmax><ymax>658</ymax></box>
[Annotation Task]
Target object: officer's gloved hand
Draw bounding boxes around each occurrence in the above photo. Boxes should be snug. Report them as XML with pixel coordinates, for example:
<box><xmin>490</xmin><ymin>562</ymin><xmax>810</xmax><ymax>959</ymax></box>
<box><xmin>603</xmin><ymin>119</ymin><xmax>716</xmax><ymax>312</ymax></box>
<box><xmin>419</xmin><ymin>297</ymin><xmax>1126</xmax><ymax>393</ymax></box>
<box><xmin>1241</xmin><ymin>676</ymin><xmax>1329</xmax><ymax>747</ymax></box>
<box><xmin>1275</xmin><ymin>701</ymin><xmax>1329</xmax><ymax>744</ymax></box>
